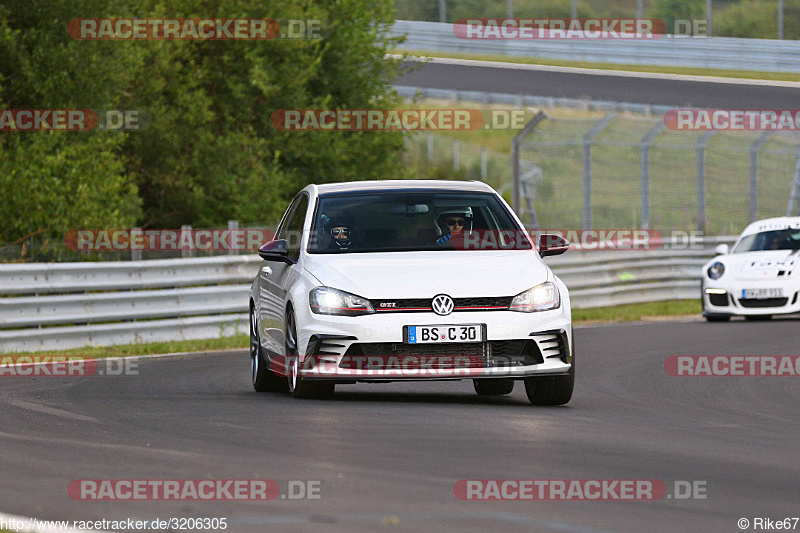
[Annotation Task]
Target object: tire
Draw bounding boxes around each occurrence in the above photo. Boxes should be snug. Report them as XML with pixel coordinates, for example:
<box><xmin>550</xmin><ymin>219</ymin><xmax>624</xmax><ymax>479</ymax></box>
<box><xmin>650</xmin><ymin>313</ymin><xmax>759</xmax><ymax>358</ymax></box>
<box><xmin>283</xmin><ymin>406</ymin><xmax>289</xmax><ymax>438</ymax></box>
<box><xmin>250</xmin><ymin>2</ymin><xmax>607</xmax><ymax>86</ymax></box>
<box><xmin>744</xmin><ymin>315</ymin><xmax>772</xmax><ymax>321</ymax></box>
<box><xmin>285</xmin><ymin>308</ymin><xmax>335</xmax><ymax>399</ymax></box>
<box><xmin>705</xmin><ymin>315</ymin><xmax>731</xmax><ymax>322</ymax></box>
<box><xmin>250</xmin><ymin>306</ymin><xmax>288</xmax><ymax>392</ymax></box>
<box><xmin>524</xmin><ymin>363</ymin><xmax>574</xmax><ymax>406</ymax></box>
<box><xmin>473</xmin><ymin>379</ymin><xmax>514</xmax><ymax>396</ymax></box>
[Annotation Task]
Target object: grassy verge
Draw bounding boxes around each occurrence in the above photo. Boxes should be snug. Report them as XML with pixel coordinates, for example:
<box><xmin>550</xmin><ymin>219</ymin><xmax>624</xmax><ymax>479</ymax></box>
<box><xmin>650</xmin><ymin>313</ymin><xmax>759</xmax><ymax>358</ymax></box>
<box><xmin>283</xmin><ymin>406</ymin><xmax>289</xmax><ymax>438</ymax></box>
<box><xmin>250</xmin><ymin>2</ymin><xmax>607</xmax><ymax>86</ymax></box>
<box><xmin>396</xmin><ymin>49</ymin><xmax>800</xmax><ymax>82</ymax></box>
<box><xmin>0</xmin><ymin>301</ymin><xmax>702</xmax><ymax>358</ymax></box>
<box><xmin>1</xmin><ymin>335</ymin><xmax>248</xmax><ymax>358</ymax></box>
<box><xmin>573</xmin><ymin>299</ymin><xmax>701</xmax><ymax>324</ymax></box>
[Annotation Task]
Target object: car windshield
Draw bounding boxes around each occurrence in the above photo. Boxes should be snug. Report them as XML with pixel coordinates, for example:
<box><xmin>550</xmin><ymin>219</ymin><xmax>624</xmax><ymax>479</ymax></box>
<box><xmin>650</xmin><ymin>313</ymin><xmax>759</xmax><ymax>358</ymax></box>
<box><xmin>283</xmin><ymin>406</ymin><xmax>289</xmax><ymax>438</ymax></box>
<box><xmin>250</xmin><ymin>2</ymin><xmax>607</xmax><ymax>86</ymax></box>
<box><xmin>308</xmin><ymin>191</ymin><xmax>531</xmax><ymax>253</ymax></box>
<box><xmin>733</xmin><ymin>228</ymin><xmax>800</xmax><ymax>253</ymax></box>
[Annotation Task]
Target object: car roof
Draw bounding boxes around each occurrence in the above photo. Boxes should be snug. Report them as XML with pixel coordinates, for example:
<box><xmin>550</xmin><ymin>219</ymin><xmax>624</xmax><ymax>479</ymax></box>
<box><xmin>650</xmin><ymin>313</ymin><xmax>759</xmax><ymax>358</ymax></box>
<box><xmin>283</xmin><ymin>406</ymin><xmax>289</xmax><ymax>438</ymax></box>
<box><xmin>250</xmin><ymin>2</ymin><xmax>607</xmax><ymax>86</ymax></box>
<box><xmin>312</xmin><ymin>180</ymin><xmax>495</xmax><ymax>195</ymax></box>
<box><xmin>740</xmin><ymin>216</ymin><xmax>800</xmax><ymax>236</ymax></box>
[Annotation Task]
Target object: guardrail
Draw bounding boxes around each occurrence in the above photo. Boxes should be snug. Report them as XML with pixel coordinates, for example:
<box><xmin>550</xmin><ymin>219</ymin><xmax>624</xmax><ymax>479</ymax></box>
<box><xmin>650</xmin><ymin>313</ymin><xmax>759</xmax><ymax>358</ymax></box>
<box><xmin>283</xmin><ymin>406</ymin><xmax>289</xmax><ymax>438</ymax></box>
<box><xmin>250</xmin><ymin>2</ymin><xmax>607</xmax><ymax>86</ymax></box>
<box><xmin>391</xmin><ymin>20</ymin><xmax>800</xmax><ymax>73</ymax></box>
<box><xmin>0</xmin><ymin>240</ymin><xmax>734</xmax><ymax>353</ymax></box>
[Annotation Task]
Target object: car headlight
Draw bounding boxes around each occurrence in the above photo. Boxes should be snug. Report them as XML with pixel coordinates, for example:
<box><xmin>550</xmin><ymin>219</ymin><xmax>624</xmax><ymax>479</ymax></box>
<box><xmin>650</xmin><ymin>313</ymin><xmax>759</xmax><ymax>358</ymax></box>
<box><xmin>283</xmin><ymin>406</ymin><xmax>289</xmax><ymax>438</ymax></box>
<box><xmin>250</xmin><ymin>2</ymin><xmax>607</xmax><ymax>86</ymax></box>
<box><xmin>509</xmin><ymin>282</ymin><xmax>560</xmax><ymax>312</ymax></box>
<box><xmin>309</xmin><ymin>287</ymin><xmax>375</xmax><ymax>316</ymax></box>
<box><xmin>707</xmin><ymin>262</ymin><xmax>725</xmax><ymax>280</ymax></box>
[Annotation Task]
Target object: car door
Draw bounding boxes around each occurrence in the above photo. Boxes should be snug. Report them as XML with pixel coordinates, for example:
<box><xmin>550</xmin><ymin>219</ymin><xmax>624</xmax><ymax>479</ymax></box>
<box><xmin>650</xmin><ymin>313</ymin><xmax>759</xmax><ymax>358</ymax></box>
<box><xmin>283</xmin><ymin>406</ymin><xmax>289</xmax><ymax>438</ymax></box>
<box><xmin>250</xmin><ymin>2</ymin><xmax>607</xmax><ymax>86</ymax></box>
<box><xmin>258</xmin><ymin>193</ymin><xmax>309</xmax><ymax>359</ymax></box>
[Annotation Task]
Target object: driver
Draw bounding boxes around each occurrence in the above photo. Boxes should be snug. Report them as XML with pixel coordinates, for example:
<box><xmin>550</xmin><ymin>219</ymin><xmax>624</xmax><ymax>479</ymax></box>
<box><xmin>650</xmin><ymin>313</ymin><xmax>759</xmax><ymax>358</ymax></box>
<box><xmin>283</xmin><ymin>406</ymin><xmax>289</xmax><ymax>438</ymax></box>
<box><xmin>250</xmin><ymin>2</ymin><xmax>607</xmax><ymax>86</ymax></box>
<box><xmin>324</xmin><ymin>215</ymin><xmax>356</xmax><ymax>251</ymax></box>
<box><xmin>434</xmin><ymin>207</ymin><xmax>473</xmax><ymax>246</ymax></box>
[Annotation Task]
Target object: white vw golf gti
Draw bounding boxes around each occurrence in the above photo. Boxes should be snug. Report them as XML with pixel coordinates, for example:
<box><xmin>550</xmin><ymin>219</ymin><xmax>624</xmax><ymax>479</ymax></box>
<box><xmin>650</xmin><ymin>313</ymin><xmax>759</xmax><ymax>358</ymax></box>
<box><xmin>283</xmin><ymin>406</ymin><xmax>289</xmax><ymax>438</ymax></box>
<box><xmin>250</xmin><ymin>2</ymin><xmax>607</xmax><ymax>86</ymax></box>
<box><xmin>249</xmin><ymin>180</ymin><xmax>574</xmax><ymax>405</ymax></box>
<box><xmin>702</xmin><ymin>216</ymin><xmax>800</xmax><ymax>321</ymax></box>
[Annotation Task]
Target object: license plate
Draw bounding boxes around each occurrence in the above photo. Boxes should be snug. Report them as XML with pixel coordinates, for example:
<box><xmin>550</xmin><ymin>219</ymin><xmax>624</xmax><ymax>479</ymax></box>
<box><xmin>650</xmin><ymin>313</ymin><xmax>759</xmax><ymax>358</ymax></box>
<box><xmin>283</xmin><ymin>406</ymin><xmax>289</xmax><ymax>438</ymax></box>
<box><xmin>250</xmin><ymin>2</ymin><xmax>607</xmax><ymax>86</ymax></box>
<box><xmin>407</xmin><ymin>324</ymin><xmax>483</xmax><ymax>344</ymax></box>
<box><xmin>742</xmin><ymin>288</ymin><xmax>783</xmax><ymax>299</ymax></box>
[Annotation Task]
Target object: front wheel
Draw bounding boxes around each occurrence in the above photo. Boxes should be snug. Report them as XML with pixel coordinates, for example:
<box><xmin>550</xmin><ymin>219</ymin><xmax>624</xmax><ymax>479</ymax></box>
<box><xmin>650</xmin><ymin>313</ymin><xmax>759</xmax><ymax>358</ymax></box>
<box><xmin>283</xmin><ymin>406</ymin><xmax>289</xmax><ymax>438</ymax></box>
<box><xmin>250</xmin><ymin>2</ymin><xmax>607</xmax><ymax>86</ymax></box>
<box><xmin>524</xmin><ymin>364</ymin><xmax>574</xmax><ymax>406</ymax></box>
<box><xmin>285</xmin><ymin>308</ymin><xmax>335</xmax><ymax>399</ymax></box>
<box><xmin>250</xmin><ymin>307</ymin><xmax>287</xmax><ymax>392</ymax></box>
<box><xmin>744</xmin><ymin>315</ymin><xmax>772</xmax><ymax>321</ymax></box>
<box><xmin>473</xmin><ymin>379</ymin><xmax>514</xmax><ymax>396</ymax></box>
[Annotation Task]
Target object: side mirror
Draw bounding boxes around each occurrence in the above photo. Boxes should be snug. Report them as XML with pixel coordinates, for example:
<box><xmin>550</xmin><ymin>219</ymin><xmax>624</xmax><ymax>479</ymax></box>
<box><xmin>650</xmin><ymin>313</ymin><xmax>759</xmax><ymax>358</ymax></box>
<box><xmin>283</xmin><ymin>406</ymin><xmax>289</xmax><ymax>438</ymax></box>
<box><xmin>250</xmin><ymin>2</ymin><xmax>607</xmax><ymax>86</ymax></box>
<box><xmin>538</xmin><ymin>234</ymin><xmax>570</xmax><ymax>257</ymax></box>
<box><xmin>714</xmin><ymin>243</ymin><xmax>729</xmax><ymax>256</ymax></box>
<box><xmin>258</xmin><ymin>239</ymin><xmax>294</xmax><ymax>264</ymax></box>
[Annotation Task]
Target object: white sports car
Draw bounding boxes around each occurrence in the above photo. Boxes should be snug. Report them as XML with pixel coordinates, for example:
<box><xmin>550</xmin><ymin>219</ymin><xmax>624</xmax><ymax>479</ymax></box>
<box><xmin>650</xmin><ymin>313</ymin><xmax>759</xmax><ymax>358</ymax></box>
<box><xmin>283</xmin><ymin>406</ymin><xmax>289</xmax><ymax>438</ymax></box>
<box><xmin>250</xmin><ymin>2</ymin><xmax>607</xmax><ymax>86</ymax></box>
<box><xmin>702</xmin><ymin>216</ymin><xmax>800</xmax><ymax>321</ymax></box>
<box><xmin>249</xmin><ymin>180</ymin><xmax>574</xmax><ymax>405</ymax></box>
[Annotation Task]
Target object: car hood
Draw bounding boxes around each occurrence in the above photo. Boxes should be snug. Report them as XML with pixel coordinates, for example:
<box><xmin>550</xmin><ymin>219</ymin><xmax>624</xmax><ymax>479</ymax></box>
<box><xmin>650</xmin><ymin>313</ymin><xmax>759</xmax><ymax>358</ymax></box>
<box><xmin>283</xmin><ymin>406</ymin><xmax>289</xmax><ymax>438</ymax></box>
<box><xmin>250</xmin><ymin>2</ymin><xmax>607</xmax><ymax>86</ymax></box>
<box><xmin>721</xmin><ymin>250</ymin><xmax>799</xmax><ymax>281</ymax></box>
<box><xmin>303</xmin><ymin>250</ymin><xmax>550</xmax><ymax>298</ymax></box>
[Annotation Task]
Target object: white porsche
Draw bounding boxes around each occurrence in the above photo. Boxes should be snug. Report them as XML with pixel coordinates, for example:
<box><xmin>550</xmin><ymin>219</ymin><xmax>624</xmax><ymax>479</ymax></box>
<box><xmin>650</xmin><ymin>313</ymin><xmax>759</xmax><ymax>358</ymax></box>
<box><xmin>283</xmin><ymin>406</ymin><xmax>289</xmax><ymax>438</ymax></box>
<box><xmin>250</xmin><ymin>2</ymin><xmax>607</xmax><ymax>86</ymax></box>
<box><xmin>248</xmin><ymin>180</ymin><xmax>574</xmax><ymax>404</ymax></box>
<box><xmin>702</xmin><ymin>217</ymin><xmax>800</xmax><ymax>321</ymax></box>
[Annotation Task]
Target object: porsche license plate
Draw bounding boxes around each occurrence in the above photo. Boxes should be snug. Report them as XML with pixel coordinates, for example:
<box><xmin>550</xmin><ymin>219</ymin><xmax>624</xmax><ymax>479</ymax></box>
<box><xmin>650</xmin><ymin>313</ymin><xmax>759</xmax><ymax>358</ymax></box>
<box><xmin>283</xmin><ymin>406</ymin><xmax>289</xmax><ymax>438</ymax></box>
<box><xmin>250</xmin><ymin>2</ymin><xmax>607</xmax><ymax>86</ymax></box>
<box><xmin>742</xmin><ymin>288</ymin><xmax>783</xmax><ymax>299</ymax></box>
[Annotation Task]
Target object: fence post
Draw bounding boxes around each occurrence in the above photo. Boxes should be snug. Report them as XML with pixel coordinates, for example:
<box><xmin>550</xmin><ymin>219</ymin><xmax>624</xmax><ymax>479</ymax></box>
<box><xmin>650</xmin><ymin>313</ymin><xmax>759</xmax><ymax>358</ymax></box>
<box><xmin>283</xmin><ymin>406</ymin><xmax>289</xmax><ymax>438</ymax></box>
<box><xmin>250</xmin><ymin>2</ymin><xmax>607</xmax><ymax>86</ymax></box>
<box><xmin>511</xmin><ymin>111</ymin><xmax>547</xmax><ymax>215</ymax></box>
<box><xmin>582</xmin><ymin>114</ymin><xmax>616</xmax><ymax>230</ymax></box>
<box><xmin>181</xmin><ymin>224</ymin><xmax>193</xmax><ymax>258</ymax></box>
<box><xmin>788</xmin><ymin>153</ymin><xmax>800</xmax><ymax>216</ymax></box>
<box><xmin>427</xmin><ymin>132</ymin><xmax>434</xmax><ymax>162</ymax></box>
<box><xmin>696</xmin><ymin>131</ymin><xmax>717</xmax><ymax>233</ymax></box>
<box><xmin>640</xmin><ymin>121</ymin><xmax>665</xmax><ymax>230</ymax></box>
<box><xmin>439</xmin><ymin>0</ymin><xmax>446</xmax><ymax>23</ymax></box>
<box><xmin>131</xmin><ymin>227</ymin><xmax>143</xmax><ymax>261</ymax></box>
<box><xmin>480</xmin><ymin>148</ymin><xmax>488</xmax><ymax>180</ymax></box>
<box><xmin>228</xmin><ymin>220</ymin><xmax>239</xmax><ymax>255</ymax></box>
<box><xmin>453</xmin><ymin>139</ymin><xmax>460</xmax><ymax>170</ymax></box>
<box><xmin>749</xmin><ymin>132</ymin><xmax>772</xmax><ymax>223</ymax></box>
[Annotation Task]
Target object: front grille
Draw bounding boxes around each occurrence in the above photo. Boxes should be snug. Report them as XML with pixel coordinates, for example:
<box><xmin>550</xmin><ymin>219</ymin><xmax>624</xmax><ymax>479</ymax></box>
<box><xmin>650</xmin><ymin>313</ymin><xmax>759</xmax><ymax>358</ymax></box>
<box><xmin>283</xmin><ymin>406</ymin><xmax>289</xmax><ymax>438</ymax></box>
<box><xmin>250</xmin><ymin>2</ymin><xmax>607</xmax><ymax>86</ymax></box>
<box><xmin>342</xmin><ymin>340</ymin><xmax>543</xmax><ymax>368</ymax></box>
<box><xmin>738</xmin><ymin>298</ymin><xmax>788</xmax><ymax>308</ymax></box>
<box><xmin>708</xmin><ymin>293</ymin><xmax>729</xmax><ymax>307</ymax></box>
<box><xmin>370</xmin><ymin>296</ymin><xmax>512</xmax><ymax>312</ymax></box>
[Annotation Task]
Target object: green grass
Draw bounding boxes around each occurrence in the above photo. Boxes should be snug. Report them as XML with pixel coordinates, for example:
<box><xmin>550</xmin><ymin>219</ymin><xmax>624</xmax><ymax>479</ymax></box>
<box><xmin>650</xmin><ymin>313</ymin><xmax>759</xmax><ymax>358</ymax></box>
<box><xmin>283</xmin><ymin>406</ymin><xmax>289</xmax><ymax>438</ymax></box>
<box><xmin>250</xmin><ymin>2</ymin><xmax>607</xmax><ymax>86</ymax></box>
<box><xmin>573</xmin><ymin>299</ymin><xmax>702</xmax><ymax>324</ymax></box>
<box><xmin>1</xmin><ymin>335</ymin><xmax>248</xmax><ymax>358</ymax></box>
<box><xmin>396</xmin><ymin>49</ymin><xmax>800</xmax><ymax>82</ymax></box>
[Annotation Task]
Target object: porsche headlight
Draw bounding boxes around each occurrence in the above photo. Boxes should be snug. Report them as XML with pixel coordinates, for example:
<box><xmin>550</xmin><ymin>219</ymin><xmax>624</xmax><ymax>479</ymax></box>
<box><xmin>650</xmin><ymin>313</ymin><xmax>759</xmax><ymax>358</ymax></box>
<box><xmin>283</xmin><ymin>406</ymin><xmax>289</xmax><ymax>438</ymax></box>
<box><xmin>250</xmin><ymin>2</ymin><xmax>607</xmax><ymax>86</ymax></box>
<box><xmin>309</xmin><ymin>287</ymin><xmax>375</xmax><ymax>316</ymax></box>
<box><xmin>707</xmin><ymin>262</ymin><xmax>725</xmax><ymax>280</ymax></box>
<box><xmin>509</xmin><ymin>282</ymin><xmax>560</xmax><ymax>312</ymax></box>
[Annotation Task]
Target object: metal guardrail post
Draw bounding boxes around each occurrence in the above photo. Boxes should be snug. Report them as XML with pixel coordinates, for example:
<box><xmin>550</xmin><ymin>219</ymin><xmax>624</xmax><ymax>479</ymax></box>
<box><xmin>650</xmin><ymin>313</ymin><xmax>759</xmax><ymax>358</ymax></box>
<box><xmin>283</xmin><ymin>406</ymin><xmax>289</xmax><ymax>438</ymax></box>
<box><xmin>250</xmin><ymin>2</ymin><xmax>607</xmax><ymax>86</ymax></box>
<box><xmin>181</xmin><ymin>225</ymin><xmax>193</xmax><ymax>258</ymax></box>
<box><xmin>640</xmin><ymin>121</ymin><xmax>666</xmax><ymax>230</ymax></box>
<box><xmin>749</xmin><ymin>132</ymin><xmax>773</xmax><ymax>223</ymax></box>
<box><xmin>228</xmin><ymin>220</ymin><xmax>239</xmax><ymax>255</ymax></box>
<box><xmin>582</xmin><ymin>114</ymin><xmax>616</xmax><ymax>230</ymax></box>
<box><xmin>788</xmin><ymin>153</ymin><xmax>800</xmax><ymax>216</ymax></box>
<box><xmin>511</xmin><ymin>111</ymin><xmax>547</xmax><ymax>215</ymax></box>
<box><xmin>696</xmin><ymin>131</ymin><xmax>717</xmax><ymax>233</ymax></box>
<box><xmin>131</xmin><ymin>228</ymin><xmax>143</xmax><ymax>261</ymax></box>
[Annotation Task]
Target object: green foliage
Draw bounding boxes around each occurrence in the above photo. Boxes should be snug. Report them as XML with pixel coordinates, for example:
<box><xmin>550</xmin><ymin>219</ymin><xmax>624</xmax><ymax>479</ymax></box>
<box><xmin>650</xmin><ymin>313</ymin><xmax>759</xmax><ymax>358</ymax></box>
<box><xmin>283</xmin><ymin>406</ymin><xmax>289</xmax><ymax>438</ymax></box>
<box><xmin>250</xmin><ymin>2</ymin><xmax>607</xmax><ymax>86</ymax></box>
<box><xmin>0</xmin><ymin>0</ymin><xmax>406</xmax><ymax>244</ymax></box>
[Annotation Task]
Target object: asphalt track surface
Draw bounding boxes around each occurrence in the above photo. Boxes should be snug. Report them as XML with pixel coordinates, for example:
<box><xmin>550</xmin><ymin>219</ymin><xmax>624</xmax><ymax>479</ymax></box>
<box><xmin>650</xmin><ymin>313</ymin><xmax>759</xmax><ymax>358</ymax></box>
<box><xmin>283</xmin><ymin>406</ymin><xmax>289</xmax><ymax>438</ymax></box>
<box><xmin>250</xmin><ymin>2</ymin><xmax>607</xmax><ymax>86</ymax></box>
<box><xmin>2</xmin><ymin>319</ymin><xmax>799</xmax><ymax>532</ymax></box>
<box><xmin>397</xmin><ymin>60</ymin><xmax>800</xmax><ymax>108</ymax></box>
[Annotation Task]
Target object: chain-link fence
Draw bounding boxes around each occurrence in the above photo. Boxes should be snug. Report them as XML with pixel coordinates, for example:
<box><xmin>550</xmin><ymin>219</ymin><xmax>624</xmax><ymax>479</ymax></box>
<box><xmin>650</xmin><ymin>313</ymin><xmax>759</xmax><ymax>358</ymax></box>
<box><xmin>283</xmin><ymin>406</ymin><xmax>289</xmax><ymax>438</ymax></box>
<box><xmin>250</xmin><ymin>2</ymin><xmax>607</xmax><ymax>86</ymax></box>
<box><xmin>519</xmin><ymin>113</ymin><xmax>800</xmax><ymax>235</ymax></box>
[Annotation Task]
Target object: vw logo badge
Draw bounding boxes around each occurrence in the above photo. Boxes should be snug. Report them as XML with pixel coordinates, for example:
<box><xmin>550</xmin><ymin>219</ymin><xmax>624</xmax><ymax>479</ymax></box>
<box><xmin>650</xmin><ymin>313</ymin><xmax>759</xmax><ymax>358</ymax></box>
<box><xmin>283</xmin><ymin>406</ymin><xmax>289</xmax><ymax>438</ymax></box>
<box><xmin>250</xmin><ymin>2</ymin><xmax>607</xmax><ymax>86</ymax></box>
<box><xmin>431</xmin><ymin>294</ymin><xmax>455</xmax><ymax>316</ymax></box>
